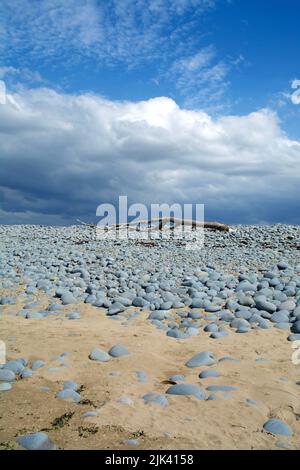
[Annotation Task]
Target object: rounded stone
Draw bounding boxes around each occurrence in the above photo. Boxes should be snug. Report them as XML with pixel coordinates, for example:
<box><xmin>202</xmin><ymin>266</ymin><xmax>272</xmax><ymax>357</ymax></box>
<box><xmin>206</xmin><ymin>385</ymin><xmax>239</xmax><ymax>392</ymax></box>
<box><xmin>185</xmin><ymin>351</ymin><xmax>215</xmax><ymax>368</ymax></box>
<box><xmin>235</xmin><ymin>308</ymin><xmax>252</xmax><ymax>320</ymax></box>
<box><xmin>199</xmin><ymin>370</ymin><xmax>220</xmax><ymax>379</ymax></box>
<box><xmin>210</xmin><ymin>331</ymin><xmax>229</xmax><ymax>339</ymax></box>
<box><xmin>108</xmin><ymin>345</ymin><xmax>129</xmax><ymax>358</ymax></box>
<box><xmin>291</xmin><ymin>321</ymin><xmax>300</xmax><ymax>333</ymax></box>
<box><xmin>124</xmin><ymin>439</ymin><xmax>139</xmax><ymax>446</ymax></box>
<box><xmin>21</xmin><ymin>368</ymin><xmax>33</xmax><ymax>379</ymax></box>
<box><xmin>257</xmin><ymin>318</ymin><xmax>271</xmax><ymax>329</ymax></box>
<box><xmin>136</xmin><ymin>371</ymin><xmax>147</xmax><ymax>383</ymax></box>
<box><xmin>63</xmin><ymin>380</ymin><xmax>79</xmax><ymax>391</ymax></box>
<box><xmin>81</xmin><ymin>411</ymin><xmax>99</xmax><ymax>418</ymax></box>
<box><xmin>26</xmin><ymin>312</ymin><xmax>44</xmax><ymax>319</ymax></box>
<box><xmin>0</xmin><ymin>382</ymin><xmax>12</xmax><ymax>392</ymax></box>
<box><xmin>56</xmin><ymin>389</ymin><xmax>81</xmax><ymax>403</ymax></box>
<box><xmin>278</xmin><ymin>261</ymin><xmax>289</xmax><ymax>270</ymax></box>
<box><xmin>191</xmin><ymin>299</ymin><xmax>205</xmax><ymax>309</ymax></box>
<box><xmin>274</xmin><ymin>322</ymin><xmax>291</xmax><ymax>330</ymax></box>
<box><xmin>236</xmin><ymin>327</ymin><xmax>250</xmax><ymax>333</ymax></box>
<box><xmin>219</xmin><ymin>312</ymin><xmax>235</xmax><ymax>322</ymax></box>
<box><xmin>205</xmin><ymin>305</ymin><xmax>221</xmax><ymax>313</ymax></box>
<box><xmin>166</xmin><ymin>383</ymin><xmax>206</xmax><ymax>400</ymax></box>
<box><xmin>0</xmin><ymin>369</ymin><xmax>16</xmax><ymax>382</ymax></box>
<box><xmin>203</xmin><ymin>323</ymin><xmax>218</xmax><ymax>333</ymax></box>
<box><xmin>0</xmin><ymin>296</ymin><xmax>16</xmax><ymax>305</ymax></box>
<box><xmin>255</xmin><ymin>297</ymin><xmax>276</xmax><ymax>313</ymax></box>
<box><xmin>271</xmin><ymin>311</ymin><xmax>290</xmax><ymax>323</ymax></box>
<box><xmin>89</xmin><ymin>348</ymin><xmax>111</xmax><ymax>362</ymax></box>
<box><xmin>32</xmin><ymin>360</ymin><xmax>45</xmax><ymax>370</ymax></box>
<box><xmin>149</xmin><ymin>311</ymin><xmax>168</xmax><ymax>320</ymax></box>
<box><xmin>67</xmin><ymin>312</ymin><xmax>80</xmax><ymax>320</ymax></box>
<box><xmin>263</xmin><ymin>418</ymin><xmax>293</xmax><ymax>437</ymax></box>
<box><xmin>118</xmin><ymin>396</ymin><xmax>134</xmax><ymax>405</ymax></box>
<box><xmin>167</xmin><ymin>329</ymin><xmax>189</xmax><ymax>339</ymax></box>
<box><xmin>143</xmin><ymin>392</ymin><xmax>169</xmax><ymax>407</ymax></box>
<box><xmin>132</xmin><ymin>297</ymin><xmax>148</xmax><ymax>308</ymax></box>
<box><xmin>169</xmin><ymin>374</ymin><xmax>185</xmax><ymax>382</ymax></box>
<box><xmin>279</xmin><ymin>300</ymin><xmax>296</xmax><ymax>311</ymax></box>
<box><xmin>287</xmin><ymin>334</ymin><xmax>300</xmax><ymax>341</ymax></box>
<box><xmin>3</xmin><ymin>360</ymin><xmax>24</xmax><ymax>374</ymax></box>
<box><xmin>160</xmin><ymin>301</ymin><xmax>173</xmax><ymax>310</ymax></box>
<box><xmin>17</xmin><ymin>432</ymin><xmax>57</xmax><ymax>450</ymax></box>
<box><xmin>246</xmin><ymin>398</ymin><xmax>257</xmax><ymax>405</ymax></box>
<box><xmin>186</xmin><ymin>326</ymin><xmax>199</xmax><ymax>336</ymax></box>
<box><xmin>206</xmin><ymin>393</ymin><xmax>217</xmax><ymax>401</ymax></box>
<box><xmin>188</xmin><ymin>311</ymin><xmax>202</xmax><ymax>319</ymax></box>
<box><xmin>61</xmin><ymin>292</ymin><xmax>77</xmax><ymax>305</ymax></box>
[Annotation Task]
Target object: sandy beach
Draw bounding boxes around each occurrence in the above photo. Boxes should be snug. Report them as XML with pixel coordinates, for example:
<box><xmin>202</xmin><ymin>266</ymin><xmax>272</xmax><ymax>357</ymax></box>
<box><xmin>1</xmin><ymin>288</ymin><xmax>299</xmax><ymax>450</ymax></box>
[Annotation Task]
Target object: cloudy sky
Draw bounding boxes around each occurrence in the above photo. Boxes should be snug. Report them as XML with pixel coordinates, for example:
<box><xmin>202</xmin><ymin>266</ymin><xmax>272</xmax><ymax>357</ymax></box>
<box><xmin>0</xmin><ymin>0</ymin><xmax>300</xmax><ymax>225</ymax></box>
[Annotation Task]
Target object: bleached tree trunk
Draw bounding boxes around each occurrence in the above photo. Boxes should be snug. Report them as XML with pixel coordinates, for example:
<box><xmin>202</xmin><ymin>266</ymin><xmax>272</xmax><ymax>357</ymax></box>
<box><xmin>77</xmin><ymin>218</ymin><xmax>229</xmax><ymax>232</ymax></box>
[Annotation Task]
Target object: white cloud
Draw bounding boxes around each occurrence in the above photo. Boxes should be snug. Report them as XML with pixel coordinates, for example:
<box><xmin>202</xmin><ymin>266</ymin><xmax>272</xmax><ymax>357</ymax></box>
<box><xmin>0</xmin><ymin>0</ymin><xmax>102</xmax><ymax>59</ymax></box>
<box><xmin>0</xmin><ymin>1</ymin><xmax>237</xmax><ymax>110</ymax></box>
<box><xmin>167</xmin><ymin>45</ymin><xmax>231</xmax><ymax>110</ymax></box>
<box><xmin>173</xmin><ymin>45</ymin><xmax>216</xmax><ymax>72</ymax></box>
<box><xmin>291</xmin><ymin>79</ymin><xmax>300</xmax><ymax>105</ymax></box>
<box><xmin>0</xmin><ymin>0</ymin><xmax>215</xmax><ymax>66</ymax></box>
<box><xmin>0</xmin><ymin>87</ymin><xmax>300</xmax><ymax>224</ymax></box>
<box><xmin>0</xmin><ymin>66</ymin><xmax>43</xmax><ymax>83</ymax></box>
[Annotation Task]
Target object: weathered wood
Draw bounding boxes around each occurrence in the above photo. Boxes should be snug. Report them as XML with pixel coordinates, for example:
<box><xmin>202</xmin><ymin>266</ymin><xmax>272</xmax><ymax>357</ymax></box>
<box><xmin>76</xmin><ymin>219</ymin><xmax>97</xmax><ymax>228</ymax></box>
<box><xmin>77</xmin><ymin>217</ymin><xmax>229</xmax><ymax>232</ymax></box>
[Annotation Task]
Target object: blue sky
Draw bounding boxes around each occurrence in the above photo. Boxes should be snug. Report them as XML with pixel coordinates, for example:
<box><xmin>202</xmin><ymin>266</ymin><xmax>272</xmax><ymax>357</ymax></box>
<box><xmin>0</xmin><ymin>0</ymin><xmax>300</xmax><ymax>225</ymax></box>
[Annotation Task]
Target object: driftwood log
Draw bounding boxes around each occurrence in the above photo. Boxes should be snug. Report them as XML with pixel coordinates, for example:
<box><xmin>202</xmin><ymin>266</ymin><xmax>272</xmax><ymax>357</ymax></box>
<box><xmin>77</xmin><ymin>218</ymin><xmax>229</xmax><ymax>232</ymax></box>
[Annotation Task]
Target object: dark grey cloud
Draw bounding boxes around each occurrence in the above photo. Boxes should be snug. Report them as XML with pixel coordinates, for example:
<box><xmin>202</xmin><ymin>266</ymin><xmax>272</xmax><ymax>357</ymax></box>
<box><xmin>0</xmin><ymin>88</ymin><xmax>300</xmax><ymax>225</ymax></box>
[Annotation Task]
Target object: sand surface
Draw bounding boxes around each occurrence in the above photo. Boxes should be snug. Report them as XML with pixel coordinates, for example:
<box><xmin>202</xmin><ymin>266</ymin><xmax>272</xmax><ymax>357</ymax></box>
<box><xmin>0</xmin><ymin>290</ymin><xmax>300</xmax><ymax>450</ymax></box>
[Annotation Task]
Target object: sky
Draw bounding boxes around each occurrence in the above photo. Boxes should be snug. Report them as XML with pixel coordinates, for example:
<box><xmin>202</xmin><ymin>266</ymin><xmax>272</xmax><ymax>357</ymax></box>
<box><xmin>0</xmin><ymin>0</ymin><xmax>300</xmax><ymax>225</ymax></box>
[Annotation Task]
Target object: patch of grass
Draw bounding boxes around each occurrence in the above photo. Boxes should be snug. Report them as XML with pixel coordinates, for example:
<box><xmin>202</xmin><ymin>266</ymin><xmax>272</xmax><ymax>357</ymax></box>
<box><xmin>78</xmin><ymin>425</ymin><xmax>99</xmax><ymax>438</ymax></box>
<box><xmin>79</xmin><ymin>398</ymin><xmax>97</xmax><ymax>407</ymax></box>
<box><xmin>15</xmin><ymin>428</ymin><xmax>29</xmax><ymax>437</ymax></box>
<box><xmin>41</xmin><ymin>411</ymin><xmax>75</xmax><ymax>433</ymax></box>
<box><xmin>132</xmin><ymin>429</ymin><xmax>146</xmax><ymax>438</ymax></box>
<box><xmin>0</xmin><ymin>442</ymin><xmax>16</xmax><ymax>450</ymax></box>
<box><xmin>51</xmin><ymin>412</ymin><xmax>74</xmax><ymax>430</ymax></box>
